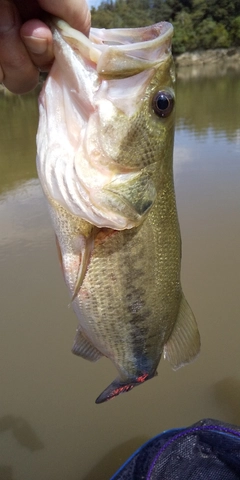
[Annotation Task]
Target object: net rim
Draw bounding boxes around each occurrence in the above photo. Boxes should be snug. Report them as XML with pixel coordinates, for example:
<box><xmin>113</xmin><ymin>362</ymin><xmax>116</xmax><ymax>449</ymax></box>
<box><xmin>146</xmin><ymin>423</ymin><xmax>240</xmax><ymax>480</ymax></box>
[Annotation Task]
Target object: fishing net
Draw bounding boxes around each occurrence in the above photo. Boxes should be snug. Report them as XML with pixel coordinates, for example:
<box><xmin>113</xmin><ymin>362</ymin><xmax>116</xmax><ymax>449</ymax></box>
<box><xmin>110</xmin><ymin>418</ymin><xmax>240</xmax><ymax>480</ymax></box>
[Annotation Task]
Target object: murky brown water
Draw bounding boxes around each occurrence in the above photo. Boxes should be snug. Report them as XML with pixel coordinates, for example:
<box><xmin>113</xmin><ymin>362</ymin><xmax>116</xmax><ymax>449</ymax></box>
<box><xmin>0</xmin><ymin>64</ymin><xmax>240</xmax><ymax>480</ymax></box>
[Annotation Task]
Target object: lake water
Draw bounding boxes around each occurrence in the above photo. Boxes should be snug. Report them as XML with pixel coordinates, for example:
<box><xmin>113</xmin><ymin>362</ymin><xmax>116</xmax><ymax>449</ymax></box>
<box><xmin>0</xmin><ymin>64</ymin><xmax>240</xmax><ymax>480</ymax></box>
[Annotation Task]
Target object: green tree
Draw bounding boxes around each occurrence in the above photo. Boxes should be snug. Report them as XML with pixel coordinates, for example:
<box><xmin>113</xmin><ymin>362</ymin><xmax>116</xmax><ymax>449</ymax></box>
<box><xmin>151</xmin><ymin>1</ymin><xmax>173</xmax><ymax>24</ymax></box>
<box><xmin>191</xmin><ymin>0</ymin><xmax>207</xmax><ymax>23</ymax></box>
<box><xmin>172</xmin><ymin>12</ymin><xmax>197</xmax><ymax>53</ymax></box>
<box><xmin>212</xmin><ymin>23</ymin><xmax>230</xmax><ymax>48</ymax></box>
<box><xmin>92</xmin><ymin>0</ymin><xmax>153</xmax><ymax>28</ymax></box>
<box><xmin>196</xmin><ymin>18</ymin><xmax>230</xmax><ymax>49</ymax></box>
<box><xmin>205</xmin><ymin>0</ymin><xmax>239</xmax><ymax>29</ymax></box>
<box><xmin>91</xmin><ymin>6</ymin><xmax>116</xmax><ymax>28</ymax></box>
<box><xmin>231</xmin><ymin>16</ymin><xmax>240</xmax><ymax>46</ymax></box>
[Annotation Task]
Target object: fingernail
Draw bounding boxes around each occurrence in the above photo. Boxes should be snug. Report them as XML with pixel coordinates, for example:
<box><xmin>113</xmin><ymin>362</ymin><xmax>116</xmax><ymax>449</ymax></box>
<box><xmin>0</xmin><ymin>1</ymin><xmax>15</xmax><ymax>33</ymax></box>
<box><xmin>23</xmin><ymin>36</ymin><xmax>48</xmax><ymax>55</ymax></box>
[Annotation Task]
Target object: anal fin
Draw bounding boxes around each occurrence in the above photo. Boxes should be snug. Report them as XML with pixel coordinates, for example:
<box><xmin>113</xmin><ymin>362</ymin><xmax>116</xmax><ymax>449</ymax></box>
<box><xmin>72</xmin><ymin>329</ymin><xmax>102</xmax><ymax>362</ymax></box>
<box><xmin>163</xmin><ymin>294</ymin><xmax>200</xmax><ymax>370</ymax></box>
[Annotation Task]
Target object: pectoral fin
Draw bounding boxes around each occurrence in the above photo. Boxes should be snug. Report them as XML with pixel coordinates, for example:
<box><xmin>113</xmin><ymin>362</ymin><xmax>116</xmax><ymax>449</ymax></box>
<box><xmin>91</xmin><ymin>167</ymin><xmax>156</xmax><ymax>227</ymax></box>
<box><xmin>71</xmin><ymin>227</ymin><xmax>97</xmax><ymax>301</ymax></box>
<box><xmin>163</xmin><ymin>294</ymin><xmax>200</xmax><ymax>370</ymax></box>
<box><xmin>72</xmin><ymin>329</ymin><xmax>102</xmax><ymax>362</ymax></box>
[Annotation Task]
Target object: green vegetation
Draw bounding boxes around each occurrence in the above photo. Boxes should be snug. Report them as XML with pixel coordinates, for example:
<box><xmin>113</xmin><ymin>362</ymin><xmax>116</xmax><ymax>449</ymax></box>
<box><xmin>91</xmin><ymin>0</ymin><xmax>240</xmax><ymax>54</ymax></box>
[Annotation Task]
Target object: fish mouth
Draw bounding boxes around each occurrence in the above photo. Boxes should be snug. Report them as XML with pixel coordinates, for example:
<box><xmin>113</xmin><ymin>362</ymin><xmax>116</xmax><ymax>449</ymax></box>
<box><xmin>52</xmin><ymin>18</ymin><xmax>173</xmax><ymax>78</ymax></box>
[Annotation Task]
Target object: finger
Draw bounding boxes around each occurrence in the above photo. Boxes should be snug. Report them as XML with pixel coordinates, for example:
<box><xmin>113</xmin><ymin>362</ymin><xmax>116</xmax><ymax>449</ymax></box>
<box><xmin>21</xmin><ymin>20</ymin><xmax>54</xmax><ymax>72</ymax></box>
<box><xmin>0</xmin><ymin>0</ymin><xmax>39</xmax><ymax>93</ymax></box>
<box><xmin>38</xmin><ymin>0</ymin><xmax>91</xmax><ymax>36</ymax></box>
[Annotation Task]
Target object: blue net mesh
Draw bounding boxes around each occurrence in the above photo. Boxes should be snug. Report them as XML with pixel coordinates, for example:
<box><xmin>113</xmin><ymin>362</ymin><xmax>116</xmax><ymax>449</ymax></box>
<box><xmin>111</xmin><ymin>419</ymin><xmax>240</xmax><ymax>480</ymax></box>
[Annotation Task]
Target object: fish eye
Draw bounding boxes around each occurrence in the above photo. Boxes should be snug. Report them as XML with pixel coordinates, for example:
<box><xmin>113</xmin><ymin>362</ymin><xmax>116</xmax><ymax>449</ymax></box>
<box><xmin>152</xmin><ymin>90</ymin><xmax>174</xmax><ymax>118</ymax></box>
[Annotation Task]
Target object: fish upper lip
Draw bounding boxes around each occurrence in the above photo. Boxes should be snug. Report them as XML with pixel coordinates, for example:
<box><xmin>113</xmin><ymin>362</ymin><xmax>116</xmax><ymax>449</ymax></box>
<box><xmin>89</xmin><ymin>22</ymin><xmax>173</xmax><ymax>51</ymax></box>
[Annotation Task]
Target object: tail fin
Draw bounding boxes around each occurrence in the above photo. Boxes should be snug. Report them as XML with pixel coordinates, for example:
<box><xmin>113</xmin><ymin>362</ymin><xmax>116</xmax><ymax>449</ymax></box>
<box><xmin>95</xmin><ymin>371</ymin><xmax>157</xmax><ymax>404</ymax></box>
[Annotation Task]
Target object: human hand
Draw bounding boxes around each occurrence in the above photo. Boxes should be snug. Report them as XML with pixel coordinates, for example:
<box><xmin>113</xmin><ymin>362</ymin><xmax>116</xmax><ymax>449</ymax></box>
<box><xmin>0</xmin><ymin>0</ymin><xmax>91</xmax><ymax>94</ymax></box>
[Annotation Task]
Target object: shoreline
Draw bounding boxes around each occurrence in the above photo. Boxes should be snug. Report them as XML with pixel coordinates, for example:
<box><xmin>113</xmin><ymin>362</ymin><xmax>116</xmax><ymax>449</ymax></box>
<box><xmin>175</xmin><ymin>47</ymin><xmax>240</xmax><ymax>68</ymax></box>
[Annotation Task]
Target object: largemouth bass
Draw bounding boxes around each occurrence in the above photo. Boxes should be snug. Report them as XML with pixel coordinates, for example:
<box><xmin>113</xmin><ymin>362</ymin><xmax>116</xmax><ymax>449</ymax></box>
<box><xmin>36</xmin><ymin>18</ymin><xmax>200</xmax><ymax>403</ymax></box>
